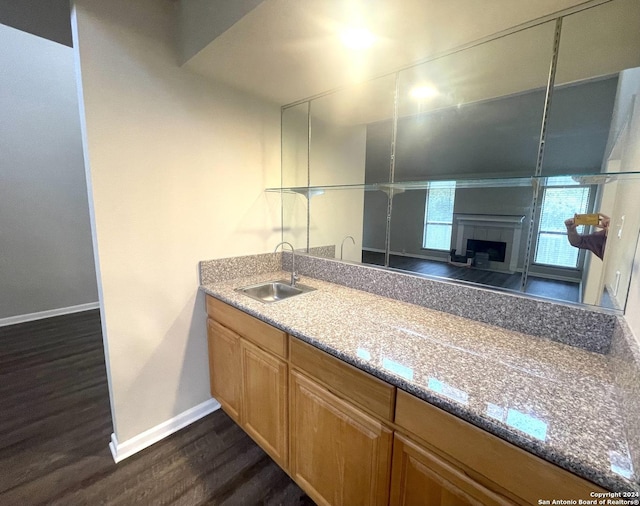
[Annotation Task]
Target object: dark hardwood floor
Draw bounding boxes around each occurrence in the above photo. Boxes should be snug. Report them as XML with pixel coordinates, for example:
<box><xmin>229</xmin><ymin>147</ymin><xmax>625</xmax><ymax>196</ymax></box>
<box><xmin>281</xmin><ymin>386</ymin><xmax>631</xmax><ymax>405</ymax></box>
<box><xmin>362</xmin><ymin>251</ymin><xmax>580</xmax><ymax>303</ymax></box>
<box><xmin>0</xmin><ymin>310</ymin><xmax>313</xmax><ymax>506</ymax></box>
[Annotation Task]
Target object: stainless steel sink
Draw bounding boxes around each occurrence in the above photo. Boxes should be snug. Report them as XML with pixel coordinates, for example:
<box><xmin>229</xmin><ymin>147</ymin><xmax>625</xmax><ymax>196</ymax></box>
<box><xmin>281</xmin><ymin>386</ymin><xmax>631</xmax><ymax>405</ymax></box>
<box><xmin>236</xmin><ymin>280</ymin><xmax>316</xmax><ymax>303</ymax></box>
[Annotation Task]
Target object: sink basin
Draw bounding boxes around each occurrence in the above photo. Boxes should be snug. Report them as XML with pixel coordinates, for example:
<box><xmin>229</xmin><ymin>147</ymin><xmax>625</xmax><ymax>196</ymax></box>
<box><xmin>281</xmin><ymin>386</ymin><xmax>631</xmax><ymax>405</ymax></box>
<box><xmin>237</xmin><ymin>280</ymin><xmax>316</xmax><ymax>303</ymax></box>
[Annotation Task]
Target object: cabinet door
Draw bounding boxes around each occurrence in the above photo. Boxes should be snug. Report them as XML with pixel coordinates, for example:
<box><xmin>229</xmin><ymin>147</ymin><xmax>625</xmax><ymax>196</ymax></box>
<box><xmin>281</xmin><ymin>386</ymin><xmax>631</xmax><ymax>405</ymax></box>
<box><xmin>206</xmin><ymin>318</ymin><xmax>242</xmax><ymax>422</ymax></box>
<box><xmin>390</xmin><ymin>433</ymin><xmax>514</xmax><ymax>506</ymax></box>
<box><xmin>241</xmin><ymin>339</ymin><xmax>288</xmax><ymax>468</ymax></box>
<box><xmin>290</xmin><ymin>370</ymin><xmax>392</xmax><ymax>506</ymax></box>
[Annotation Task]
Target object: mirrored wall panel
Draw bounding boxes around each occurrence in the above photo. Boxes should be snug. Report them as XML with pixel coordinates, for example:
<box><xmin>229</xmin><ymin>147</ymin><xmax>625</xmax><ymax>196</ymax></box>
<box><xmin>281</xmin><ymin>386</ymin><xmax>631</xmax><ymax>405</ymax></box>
<box><xmin>386</xmin><ymin>179</ymin><xmax>533</xmax><ymax>292</ymax></box>
<box><xmin>525</xmin><ymin>173</ymin><xmax>640</xmax><ymax>309</ymax></box>
<box><xmin>278</xmin><ymin>0</ymin><xmax>640</xmax><ymax>311</ymax></box>
<box><xmin>281</xmin><ymin>191</ymin><xmax>309</xmax><ymax>252</ymax></box>
<box><xmin>282</xmin><ymin>102</ymin><xmax>309</xmax><ymax>188</ymax></box>
<box><xmin>394</xmin><ymin>21</ymin><xmax>556</xmax><ymax>181</ymax></box>
<box><xmin>307</xmin><ymin>187</ymin><xmax>370</xmax><ymax>263</ymax></box>
<box><xmin>309</xmin><ymin>75</ymin><xmax>396</xmax><ymax>187</ymax></box>
<box><xmin>280</xmin><ymin>172</ymin><xmax>640</xmax><ymax>309</ymax></box>
<box><xmin>541</xmin><ymin>0</ymin><xmax>640</xmax><ymax>177</ymax></box>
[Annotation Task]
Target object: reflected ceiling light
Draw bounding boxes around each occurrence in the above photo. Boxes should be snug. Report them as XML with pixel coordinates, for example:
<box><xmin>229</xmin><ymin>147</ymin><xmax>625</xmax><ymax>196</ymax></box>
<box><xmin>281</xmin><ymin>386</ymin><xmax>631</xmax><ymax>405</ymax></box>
<box><xmin>411</xmin><ymin>85</ymin><xmax>439</xmax><ymax>99</ymax></box>
<box><xmin>340</xmin><ymin>27</ymin><xmax>375</xmax><ymax>49</ymax></box>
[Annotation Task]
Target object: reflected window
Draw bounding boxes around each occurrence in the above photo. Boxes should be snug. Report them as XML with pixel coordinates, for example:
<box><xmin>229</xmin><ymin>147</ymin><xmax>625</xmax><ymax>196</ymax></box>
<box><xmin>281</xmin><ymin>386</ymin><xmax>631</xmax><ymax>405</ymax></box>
<box><xmin>486</xmin><ymin>402</ymin><xmax>506</xmax><ymax>421</ymax></box>
<box><xmin>427</xmin><ymin>378</ymin><xmax>469</xmax><ymax>405</ymax></box>
<box><xmin>382</xmin><ymin>358</ymin><xmax>414</xmax><ymax>380</ymax></box>
<box><xmin>609</xmin><ymin>449</ymin><xmax>634</xmax><ymax>479</ymax></box>
<box><xmin>356</xmin><ymin>348</ymin><xmax>372</xmax><ymax>361</ymax></box>
<box><xmin>486</xmin><ymin>403</ymin><xmax>548</xmax><ymax>441</ymax></box>
<box><xmin>534</xmin><ymin>177</ymin><xmax>591</xmax><ymax>268</ymax></box>
<box><xmin>505</xmin><ymin>409</ymin><xmax>548</xmax><ymax>441</ymax></box>
<box><xmin>423</xmin><ymin>181</ymin><xmax>456</xmax><ymax>250</ymax></box>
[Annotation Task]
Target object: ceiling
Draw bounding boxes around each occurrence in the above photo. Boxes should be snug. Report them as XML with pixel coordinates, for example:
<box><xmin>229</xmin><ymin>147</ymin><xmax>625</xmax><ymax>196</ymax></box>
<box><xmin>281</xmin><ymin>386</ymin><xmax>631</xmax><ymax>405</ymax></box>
<box><xmin>0</xmin><ymin>0</ymin><xmax>72</xmax><ymax>46</ymax></box>
<box><xmin>183</xmin><ymin>0</ymin><xmax>594</xmax><ymax>106</ymax></box>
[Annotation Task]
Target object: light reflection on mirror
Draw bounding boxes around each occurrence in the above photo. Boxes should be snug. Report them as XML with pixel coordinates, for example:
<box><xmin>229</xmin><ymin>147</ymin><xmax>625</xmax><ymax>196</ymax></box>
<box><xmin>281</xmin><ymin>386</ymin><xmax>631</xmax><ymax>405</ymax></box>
<box><xmin>410</xmin><ymin>85</ymin><xmax>439</xmax><ymax>100</ymax></box>
<box><xmin>340</xmin><ymin>27</ymin><xmax>375</xmax><ymax>49</ymax></box>
<box><xmin>393</xmin><ymin>21</ymin><xmax>555</xmax><ymax>181</ymax></box>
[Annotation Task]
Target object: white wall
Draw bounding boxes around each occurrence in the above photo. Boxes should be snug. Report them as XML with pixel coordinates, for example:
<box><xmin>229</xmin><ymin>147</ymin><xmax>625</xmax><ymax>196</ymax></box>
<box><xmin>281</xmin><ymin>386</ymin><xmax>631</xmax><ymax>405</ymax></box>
<box><xmin>0</xmin><ymin>23</ymin><xmax>97</xmax><ymax>321</ymax></box>
<box><xmin>72</xmin><ymin>0</ymin><xmax>281</xmax><ymax>443</ymax></box>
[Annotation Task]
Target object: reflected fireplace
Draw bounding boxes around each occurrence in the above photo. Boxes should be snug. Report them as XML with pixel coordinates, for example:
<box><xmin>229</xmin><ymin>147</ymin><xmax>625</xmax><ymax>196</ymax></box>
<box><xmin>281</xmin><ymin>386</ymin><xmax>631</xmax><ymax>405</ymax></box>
<box><xmin>454</xmin><ymin>214</ymin><xmax>525</xmax><ymax>272</ymax></box>
<box><xmin>466</xmin><ymin>239</ymin><xmax>507</xmax><ymax>262</ymax></box>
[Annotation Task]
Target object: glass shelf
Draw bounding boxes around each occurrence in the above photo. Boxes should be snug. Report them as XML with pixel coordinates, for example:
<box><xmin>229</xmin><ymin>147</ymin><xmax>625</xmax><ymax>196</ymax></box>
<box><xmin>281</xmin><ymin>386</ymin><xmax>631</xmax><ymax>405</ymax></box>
<box><xmin>266</xmin><ymin>171</ymin><xmax>640</xmax><ymax>196</ymax></box>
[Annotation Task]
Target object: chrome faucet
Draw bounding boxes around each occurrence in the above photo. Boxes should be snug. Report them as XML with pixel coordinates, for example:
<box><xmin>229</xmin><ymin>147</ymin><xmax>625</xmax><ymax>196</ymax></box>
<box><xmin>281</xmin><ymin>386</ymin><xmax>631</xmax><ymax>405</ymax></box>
<box><xmin>274</xmin><ymin>241</ymin><xmax>299</xmax><ymax>287</ymax></box>
<box><xmin>340</xmin><ymin>235</ymin><xmax>356</xmax><ymax>260</ymax></box>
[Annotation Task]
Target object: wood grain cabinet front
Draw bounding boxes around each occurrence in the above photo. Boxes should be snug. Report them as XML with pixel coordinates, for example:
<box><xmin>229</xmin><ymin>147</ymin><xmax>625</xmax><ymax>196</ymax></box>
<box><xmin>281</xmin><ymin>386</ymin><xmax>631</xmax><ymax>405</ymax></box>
<box><xmin>389</xmin><ymin>432</ymin><xmax>515</xmax><ymax>506</ymax></box>
<box><xmin>206</xmin><ymin>309</ymin><xmax>288</xmax><ymax>469</ymax></box>
<box><xmin>289</xmin><ymin>370</ymin><xmax>393</xmax><ymax>506</ymax></box>
<box><xmin>240</xmin><ymin>339</ymin><xmax>288</xmax><ymax>469</ymax></box>
<box><xmin>206</xmin><ymin>318</ymin><xmax>242</xmax><ymax>422</ymax></box>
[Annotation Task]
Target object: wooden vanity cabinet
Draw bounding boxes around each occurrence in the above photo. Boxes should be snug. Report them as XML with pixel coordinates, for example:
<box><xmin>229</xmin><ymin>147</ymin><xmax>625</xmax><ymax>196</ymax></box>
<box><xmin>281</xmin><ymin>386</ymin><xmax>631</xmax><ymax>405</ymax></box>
<box><xmin>206</xmin><ymin>298</ymin><xmax>288</xmax><ymax>468</ymax></box>
<box><xmin>205</xmin><ymin>296</ymin><xmax>607</xmax><ymax>506</ymax></box>
<box><xmin>389</xmin><ymin>433</ymin><xmax>514</xmax><ymax>506</ymax></box>
<box><xmin>290</xmin><ymin>370</ymin><xmax>393</xmax><ymax>506</ymax></box>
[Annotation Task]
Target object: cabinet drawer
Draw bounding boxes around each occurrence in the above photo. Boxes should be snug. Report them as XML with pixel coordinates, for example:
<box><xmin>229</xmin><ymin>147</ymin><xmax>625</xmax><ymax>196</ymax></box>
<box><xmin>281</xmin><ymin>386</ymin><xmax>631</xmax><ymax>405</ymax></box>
<box><xmin>395</xmin><ymin>390</ymin><xmax>605</xmax><ymax>504</ymax></box>
<box><xmin>206</xmin><ymin>296</ymin><xmax>287</xmax><ymax>358</ymax></box>
<box><xmin>290</xmin><ymin>338</ymin><xmax>395</xmax><ymax>421</ymax></box>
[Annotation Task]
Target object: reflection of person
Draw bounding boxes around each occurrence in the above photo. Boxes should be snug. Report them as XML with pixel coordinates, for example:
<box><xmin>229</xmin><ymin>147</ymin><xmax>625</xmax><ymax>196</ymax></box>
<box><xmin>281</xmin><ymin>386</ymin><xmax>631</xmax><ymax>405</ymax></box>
<box><xmin>564</xmin><ymin>213</ymin><xmax>610</xmax><ymax>260</ymax></box>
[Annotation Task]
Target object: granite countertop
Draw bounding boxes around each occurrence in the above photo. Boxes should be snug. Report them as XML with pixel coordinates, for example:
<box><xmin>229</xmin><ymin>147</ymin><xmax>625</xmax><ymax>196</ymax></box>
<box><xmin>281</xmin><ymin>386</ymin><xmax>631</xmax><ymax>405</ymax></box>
<box><xmin>200</xmin><ymin>271</ymin><xmax>638</xmax><ymax>493</ymax></box>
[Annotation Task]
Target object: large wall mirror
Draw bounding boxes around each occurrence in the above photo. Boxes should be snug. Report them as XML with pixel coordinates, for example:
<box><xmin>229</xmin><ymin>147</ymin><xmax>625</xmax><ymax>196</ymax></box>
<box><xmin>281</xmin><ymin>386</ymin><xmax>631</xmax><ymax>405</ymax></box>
<box><xmin>279</xmin><ymin>0</ymin><xmax>640</xmax><ymax>312</ymax></box>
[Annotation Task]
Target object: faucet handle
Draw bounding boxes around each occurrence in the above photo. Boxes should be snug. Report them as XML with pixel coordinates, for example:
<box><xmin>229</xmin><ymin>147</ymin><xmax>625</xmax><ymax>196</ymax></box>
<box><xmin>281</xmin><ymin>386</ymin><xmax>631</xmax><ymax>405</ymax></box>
<box><xmin>291</xmin><ymin>271</ymin><xmax>299</xmax><ymax>287</ymax></box>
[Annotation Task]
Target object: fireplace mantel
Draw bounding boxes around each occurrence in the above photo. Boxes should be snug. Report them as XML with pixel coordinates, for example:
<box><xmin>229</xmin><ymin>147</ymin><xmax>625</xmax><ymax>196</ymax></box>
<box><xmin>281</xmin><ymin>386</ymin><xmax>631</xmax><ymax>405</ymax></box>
<box><xmin>455</xmin><ymin>214</ymin><xmax>525</xmax><ymax>226</ymax></box>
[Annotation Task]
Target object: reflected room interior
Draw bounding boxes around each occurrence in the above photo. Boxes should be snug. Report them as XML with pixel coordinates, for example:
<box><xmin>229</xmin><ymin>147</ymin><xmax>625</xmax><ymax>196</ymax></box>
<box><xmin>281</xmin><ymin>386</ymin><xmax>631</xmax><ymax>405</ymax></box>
<box><xmin>279</xmin><ymin>0</ymin><xmax>640</xmax><ymax>311</ymax></box>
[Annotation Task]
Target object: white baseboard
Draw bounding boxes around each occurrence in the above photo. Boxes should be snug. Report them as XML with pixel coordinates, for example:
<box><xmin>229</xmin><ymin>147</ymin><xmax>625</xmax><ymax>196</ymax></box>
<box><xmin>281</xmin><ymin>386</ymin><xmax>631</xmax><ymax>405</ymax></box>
<box><xmin>0</xmin><ymin>302</ymin><xmax>100</xmax><ymax>327</ymax></box>
<box><xmin>109</xmin><ymin>398</ymin><xmax>221</xmax><ymax>463</ymax></box>
<box><xmin>391</xmin><ymin>250</ymin><xmax>447</xmax><ymax>262</ymax></box>
<box><xmin>363</xmin><ymin>248</ymin><xmax>447</xmax><ymax>261</ymax></box>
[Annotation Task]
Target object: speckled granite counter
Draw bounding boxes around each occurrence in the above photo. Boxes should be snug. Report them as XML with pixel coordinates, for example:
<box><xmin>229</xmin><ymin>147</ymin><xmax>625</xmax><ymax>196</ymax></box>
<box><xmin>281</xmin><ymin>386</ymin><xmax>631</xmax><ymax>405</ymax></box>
<box><xmin>200</xmin><ymin>270</ymin><xmax>639</xmax><ymax>493</ymax></box>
